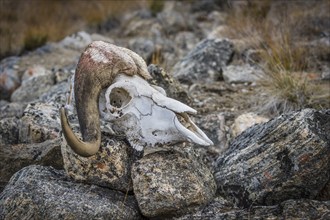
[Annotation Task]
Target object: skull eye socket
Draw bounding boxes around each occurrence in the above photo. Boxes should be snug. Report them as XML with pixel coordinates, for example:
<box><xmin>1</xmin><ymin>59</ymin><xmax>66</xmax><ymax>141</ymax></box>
<box><xmin>109</xmin><ymin>88</ymin><xmax>131</xmax><ymax>108</ymax></box>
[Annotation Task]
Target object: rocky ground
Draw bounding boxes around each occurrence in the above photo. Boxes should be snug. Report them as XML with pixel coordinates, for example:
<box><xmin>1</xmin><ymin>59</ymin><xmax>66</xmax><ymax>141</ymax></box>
<box><xmin>0</xmin><ymin>1</ymin><xmax>329</xmax><ymax>219</ymax></box>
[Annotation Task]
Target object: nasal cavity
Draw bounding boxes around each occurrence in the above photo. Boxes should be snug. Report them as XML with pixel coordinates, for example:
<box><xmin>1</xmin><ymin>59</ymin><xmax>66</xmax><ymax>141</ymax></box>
<box><xmin>109</xmin><ymin>88</ymin><xmax>131</xmax><ymax>108</ymax></box>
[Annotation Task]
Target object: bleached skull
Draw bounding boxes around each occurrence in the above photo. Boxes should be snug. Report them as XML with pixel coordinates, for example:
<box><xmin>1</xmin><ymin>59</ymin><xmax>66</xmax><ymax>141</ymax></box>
<box><xmin>104</xmin><ymin>74</ymin><xmax>213</xmax><ymax>151</ymax></box>
<box><xmin>60</xmin><ymin>41</ymin><xmax>212</xmax><ymax>157</ymax></box>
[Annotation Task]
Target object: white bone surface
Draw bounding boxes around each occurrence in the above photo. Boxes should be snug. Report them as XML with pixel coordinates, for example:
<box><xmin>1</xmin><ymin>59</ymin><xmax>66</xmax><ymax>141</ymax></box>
<box><xmin>104</xmin><ymin>74</ymin><xmax>213</xmax><ymax>151</ymax></box>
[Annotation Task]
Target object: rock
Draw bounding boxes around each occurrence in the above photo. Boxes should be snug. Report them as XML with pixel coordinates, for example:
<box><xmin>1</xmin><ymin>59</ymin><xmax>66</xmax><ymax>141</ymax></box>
<box><xmin>147</xmin><ymin>64</ymin><xmax>191</xmax><ymax>104</ymax></box>
<box><xmin>222</xmin><ymin>64</ymin><xmax>264</xmax><ymax>83</ymax></box>
<box><xmin>157</xmin><ymin>5</ymin><xmax>194</xmax><ymax>35</ymax></box>
<box><xmin>122</xmin><ymin>15</ymin><xmax>160</xmax><ymax>37</ymax></box>
<box><xmin>131</xmin><ymin>149</ymin><xmax>216</xmax><ymax>218</ymax></box>
<box><xmin>61</xmin><ymin>130</ymin><xmax>139</xmax><ymax>192</ymax></box>
<box><xmin>19</xmin><ymin>102</ymin><xmax>61</xmax><ymax>143</ymax></box>
<box><xmin>173</xmin><ymin>38</ymin><xmax>234</xmax><ymax>84</ymax></box>
<box><xmin>194</xmin><ymin>113</ymin><xmax>228</xmax><ymax>149</ymax></box>
<box><xmin>0</xmin><ymin>102</ymin><xmax>26</xmax><ymax>119</ymax></box>
<box><xmin>59</xmin><ymin>31</ymin><xmax>93</xmax><ymax>51</ymax></box>
<box><xmin>129</xmin><ymin>38</ymin><xmax>155</xmax><ymax>63</ymax></box>
<box><xmin>174</xmin><ymin>197</ymin><xmax>330</xmax><ymax>219</ymax></box>
<box><xmin>174</xmin><ymin>32</ymin><xmax>199</xmax><ymax>53</ymax></box>
<box><xmin>0</xmin><ymin>57</ymin><xmax>21</xmax><ymax>100</ymax></box>
<box><xmin>59</xmin><ymin>31</ymin><xmax>114</xmax><ymax>52</ymax></box>
<box><xmin>10</xmin><ymin>70</ymin><xmax>55</xmax><ymax>103</ymax></box>
<box><xmin>0</xmin><ymin>117</ymin><xmax>20</xmax><ymax>146</ymax></box>
<box><xmin>0</xmin><ymin>139</ymin><xmax>63</xmax><ymax>192</ymax></box>
<box><xmin>214</xmin><ymin>109</ymin><xmax>330</xmax><ymax>207</ymax></box>
<box><xmin>231</xmin><ymin>112</ymin><xmax>269</xmax><ymax>137</ymax></box>
<box><xmin>321</xmin><ymin>65</ymin><xmax>330</xmax><ymax>80</ymax></box>
<box><xmin>0</xmin><ymin>165</ymin><xmax>141</xmax><ymax>219</ymax></box>
<box><xmin>60</xmin><ymin>103</ymin><xmax>141</xmax><ymax>192</ymax></box>
<box><xmin>21</xmin><ymin>65</ymin><xmax>50</xmax><ymax>81</ymax></box>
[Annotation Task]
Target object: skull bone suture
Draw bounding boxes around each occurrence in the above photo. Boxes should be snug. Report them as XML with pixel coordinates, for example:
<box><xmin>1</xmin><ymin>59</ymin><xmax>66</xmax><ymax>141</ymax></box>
<box><xmin>103</xmin><ymin>74</ymin><xmax>213</xmax><ymax>151</ymax></box>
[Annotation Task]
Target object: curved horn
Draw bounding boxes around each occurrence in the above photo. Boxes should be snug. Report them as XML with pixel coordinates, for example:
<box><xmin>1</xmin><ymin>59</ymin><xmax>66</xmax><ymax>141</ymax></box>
<box><xmin>60</xmin><ymin>41</ymin><xmax>151</xmax><ymax>157</ymax></box>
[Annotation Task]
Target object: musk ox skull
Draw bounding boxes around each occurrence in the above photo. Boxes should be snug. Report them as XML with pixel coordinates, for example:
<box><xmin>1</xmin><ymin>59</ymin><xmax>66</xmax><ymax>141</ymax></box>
<box><xmin>60</xmin><ymin>41</ymin><xmax>212</xmax><ymax>157</ymax></box>
<box><xmin>103</xmin><ymin>74</ymin><xmax>213</xmax><ymax>151</ymax></box>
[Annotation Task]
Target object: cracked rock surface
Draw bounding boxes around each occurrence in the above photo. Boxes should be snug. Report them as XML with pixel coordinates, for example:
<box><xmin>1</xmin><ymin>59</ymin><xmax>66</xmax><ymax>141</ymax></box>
<box><xmin>214</xmin><ymin>109</ymin><xmax>330</xmax><ymax>207</ymax></box>
<box><xmin>131</xmin><ymin>149</ymin><xmax>216</xmax><ymax>218</ymax></box>
<box><xmin>0</xmin><ymin>165</ymin><xmax>142</xmax><ymax>220</ymax></box>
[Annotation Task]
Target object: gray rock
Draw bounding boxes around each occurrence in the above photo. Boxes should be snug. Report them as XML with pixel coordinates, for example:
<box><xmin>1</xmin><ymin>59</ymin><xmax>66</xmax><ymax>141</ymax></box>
<box><xmin>0</xmin><ymin>57</ymin><xmax>21</xmax><ymax>100</ymax></box>
<box><xmin>19</xmin><ymin>102</ymin><xmax>61</xmax><ymax>143</ymax></box>
<box><xmin>214</xmin><ymin>109</ymin><xmax>330</xmax><ymax>207</ymax></box>
<box><xmin>0</xmin><ymin>117</ymin><xmax>20</xmax><ymax>146</ymax></box>
<box><xmin>222</xmin><ymin>64</ymin><xmax>264</xmax><ymax>83</ymax></box>
<box><xmin>157</xmin><ymin>7</ymin><xmax>194</xmax><ymax>35</ymax></box>
<box><xmin>0</xmin><ymin>165</ymin><xmax>141</xmax><ymax>219</ymax></box>
<box><xmin>321</xmin><ymin>65</ymin><xmax>330</xmax><ymax>80</ymax></box>
<box><xmin>0</xmin><ymin>139</ymin><xmax>63</xmax><ymax>192</ymax></box>
<box><xmin>131</xmin><ymin>149</ymin><xmax>216</xmax><ymax>218</ymax></box>
<box><xmin>10</xmin><ymin>72</ymin><xmax>55</xmax><ymax>103</ymax></box>
<box><xmin>174</xmin><ymin>197</ymin><xmax>330</xmax><ymax>219</ymax></box>
<box><xmin>129</xmin><ymin>38</ymin><xmax>155</xmax><ymax>63</ymax></box>
<box><xmin>231</xmin><ymin>112</ymin><xmax>269</xmax><ymax>137</ymax></box>
<box><xmin>147</xmin><ymin>64</ymin><xmax>191</xmax><ymax>104</ymax></box>
<box><xmin>61</xmin><ymin>104</ymin><xmax>141</xmax><ymax>192</ymax></box>
<box><xmin>61</xmin><ymin>130</ymin><xmax>139</xmax><ymax>192</ymax></box>
<box><xmin>0</xmin><ymin>102</ymin><xmax>26</xmax><ymax>119</ymax></box>
<box><xmin>59</xmin><ymin>31</ymin><xmax>93</xmax><ymax>51</ymax></box>
<box><xmin>173</xmin><ymin>38</ymin><xmax>234</xmax><ymax>84</ymax></box>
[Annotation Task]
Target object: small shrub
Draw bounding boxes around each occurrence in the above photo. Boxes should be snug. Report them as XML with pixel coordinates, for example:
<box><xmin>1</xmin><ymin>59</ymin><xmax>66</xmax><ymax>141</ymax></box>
<box><xmin>224</xmin><ymin>0</ymin><xmax>329</xmax><ymax>116</ymax></box>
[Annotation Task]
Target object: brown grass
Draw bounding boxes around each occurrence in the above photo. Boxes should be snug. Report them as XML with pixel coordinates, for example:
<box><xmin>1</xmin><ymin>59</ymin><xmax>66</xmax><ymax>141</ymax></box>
<box><xmin>224</xmin><ymin>0</ymin><xmax>330</xmax><ymax>116</ymax></box>
<box><xmin>0</xmin><ymin>0</ymin><xmax>149</xmax><ymax>59</ymax></box>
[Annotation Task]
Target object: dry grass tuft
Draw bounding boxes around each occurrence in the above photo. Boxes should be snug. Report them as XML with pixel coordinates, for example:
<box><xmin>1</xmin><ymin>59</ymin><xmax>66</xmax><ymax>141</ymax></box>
<box><xmin>224</xmin><ymin>0</ymin><xmax>330</xmax><ymax>116</ymax></box>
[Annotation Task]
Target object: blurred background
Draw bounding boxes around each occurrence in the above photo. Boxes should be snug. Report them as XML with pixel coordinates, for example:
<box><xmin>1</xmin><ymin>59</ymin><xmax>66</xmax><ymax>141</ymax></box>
<box><xmin>0</xmin><ymin>0</ymin><xmax>151</xmax><ymax>59</ymax></box>
<box><xmin>0</xmin><ymin>0</ymin><xmax>329</xmax><ymax>113</ymax></box>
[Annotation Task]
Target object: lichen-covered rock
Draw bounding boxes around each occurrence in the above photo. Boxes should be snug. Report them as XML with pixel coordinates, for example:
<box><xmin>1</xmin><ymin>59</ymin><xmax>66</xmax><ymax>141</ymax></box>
<box><xmin>173</xmin><ymin>38</ymin><xmax>234</xmax><ymax>84</ymax></box>
<box><xmin>19</xmin><ymin>102</ymin><xmax>61</xmax><ymax>143</ymax></box>
<box><xmin>222</xmin><ymin>64</ymin><xmax>264</xmax><ymax>83</ymax></box>
<box><xmin>0</xmin><ymin>102</ymin><xmax>26</xmax><ymax>119</ymax></box>
<box><xmin>60</xmin><ymin>108</ymin><xmax>141</xmax><ymax>192</ymax></box>
<box><xmin>0</xmin><ymin>117</ymin><xmax>20</xmax><ymax>146</ymax></box>
<box><xmin>0</xmin><ymin>139</ymin><xmax>63</xmax><ymax>192</ymax></box>
<box><xmin>174</xmin><ymin>197</ymin><xmax>330</xmax><ymax>219</ymax></box>
<box><xmin>0</xmin><ymin>165</ymin><xmax>142</xmax><ymax>220</ymax></box>
<box><xmin>131</xmin><ymin>149</ymin><xmax>216</xmax><ymax>218</ymax></box>
<box><xmin>214</xmin><ymin>109</ymin><xmax>330</xmax><ymax>207</ymax></box>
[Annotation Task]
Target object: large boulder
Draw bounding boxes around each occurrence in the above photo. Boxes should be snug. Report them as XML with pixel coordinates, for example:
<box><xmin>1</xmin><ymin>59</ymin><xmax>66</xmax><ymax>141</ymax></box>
<box><xmin>214</xmin><ymin>109</ymin><xmax>330</xmax><ymax>207</ymax></box>
<box><xmin>0</xmin><ymin>165</ymin><xmax>141</xmax><ymax>219</ymax></box>
<box><xmin>0</xmin><ymin>139</ymin><xmax>63</xmax><ymax>192</ymax></box>
<box><xmin>131</xmin><ymin>149</ymin><xmax>216</xmax><ymax>218</ymax></box>
<box><xmin>173</xmin><ymin>38</ymin><xmax>234</xmax><ymax>85</ymax></box>
<box><xmin>61</xmin><ymin>130</ymin><xmax>139</xmax><ymax>192</ymax></box>
<box><xmin>60</xmin><ymin>101</ymin><xmax>141</xmax><ymax>192</ymax></box>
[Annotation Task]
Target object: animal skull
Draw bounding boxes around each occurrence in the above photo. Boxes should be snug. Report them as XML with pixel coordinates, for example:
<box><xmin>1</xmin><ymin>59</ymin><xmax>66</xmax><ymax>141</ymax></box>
<box><xmin>60</xmin><ymin>41</ymin><xmax>212</xmax><ymax>157</ymax></box>
<box><xmin>103</xmin><ymin>74</ymin><xmax>213</xmax><ymax>151</ymax></box>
